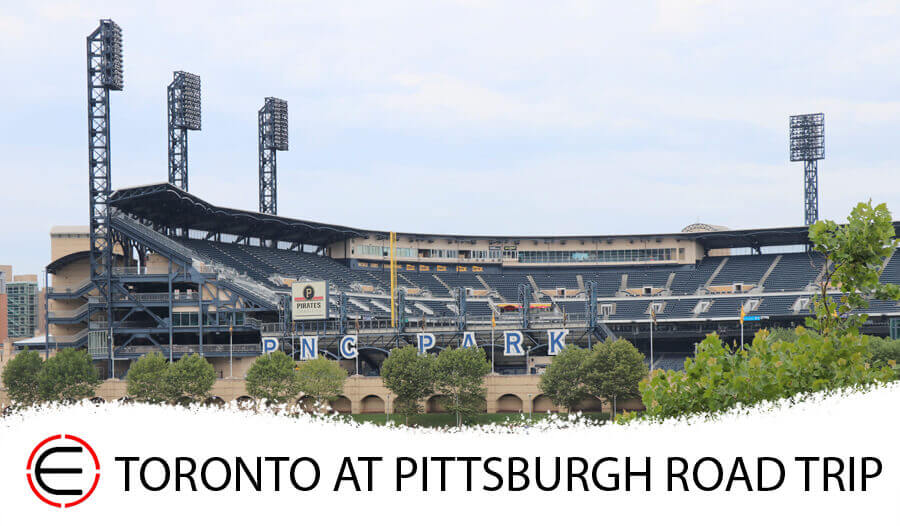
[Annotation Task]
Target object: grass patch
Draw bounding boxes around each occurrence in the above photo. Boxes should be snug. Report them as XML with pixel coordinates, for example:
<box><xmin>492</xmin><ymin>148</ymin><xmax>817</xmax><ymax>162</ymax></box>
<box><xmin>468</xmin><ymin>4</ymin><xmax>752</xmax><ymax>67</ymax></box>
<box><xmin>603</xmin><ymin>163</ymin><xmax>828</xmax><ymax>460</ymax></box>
<box><xmin>343</xmin><ymin>412</ymin><xmax>610</xmax><ymax>428</ymax></box>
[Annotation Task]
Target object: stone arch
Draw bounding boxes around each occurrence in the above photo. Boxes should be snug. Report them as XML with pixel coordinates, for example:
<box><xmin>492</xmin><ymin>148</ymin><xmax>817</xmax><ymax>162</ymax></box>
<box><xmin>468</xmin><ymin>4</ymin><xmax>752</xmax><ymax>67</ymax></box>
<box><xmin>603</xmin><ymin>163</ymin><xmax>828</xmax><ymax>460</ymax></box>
<box><xmin>235</xmin><ymin>395</ymin><xmax>256</xmax><ymax>409</ymax></box>
<box><xmin>295</xmin><ymin>396</ymin><xmax>321</xmax><ymax>413</ymax></box>
<box><xmin>330</xmin><ymin>395</ymin><xmax>352</xmax><ymax>414</ymax></box>
<box><xmin>89</xmin><ymin>396</ymin><xmax>106</xmax><ymax>405</ymax></box>
<box><xmin>532</xmin><ymin>394</ymin><xmax>557</xmax><ymax>413</ymax></box>
<box><xmin>574</xmin><ymin>396</ymin><xmax>604</xmax><ymax>413</ymax></box>
<box><xmin>116</xmin><ymin>396</ymin><xmax>133</xmax><ymax>404</ymax></box>
<box><xmin>425</xmin><ymin>395</ymin><xmax>450</xmax><ymax>413</ymax></box>
<box><xmin>204</xmin><ymin>396</ymin><xmax>226</xmax><ymax>407</ymax></box>
<box><xmin>496</xmin><ymin>394</ymin><xmax>523</xmax><ymax>413</ymax></box>
<box><xmin>172</xmin><ymin>396</ymin><xmax>194</xmax><ymax>407</ymax></box>
<box><xmin>360</xmin><ymin>394</ymin><xmax>385</xmax><ymax>414</ymax></box>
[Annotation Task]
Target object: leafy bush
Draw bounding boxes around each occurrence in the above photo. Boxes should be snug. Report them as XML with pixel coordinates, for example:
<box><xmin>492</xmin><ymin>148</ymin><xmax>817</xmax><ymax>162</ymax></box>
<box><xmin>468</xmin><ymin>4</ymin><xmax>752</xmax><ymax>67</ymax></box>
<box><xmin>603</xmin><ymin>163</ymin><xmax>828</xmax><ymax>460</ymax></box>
<box><xmin>126</xmin><ymin>352</ymin><xmax>176</xmax><ymax>403</ymax></box>
<box><xmin>166</xmin><ymin>354</ymin><xmax>215</xmax><ymax>402</ymax></box>
<box><xmin>246</xmin><ymin>352</ymin><xmax>301</xmax><ymax>404</ymax></box>
<box><xmin>434</xmin><ymin>347</ymin><xmax>491</xmax><ymax>425</ymax></box>
<box><xmin>38</xmin><ymin>348</ymin><xmax>101</xmax><ymax>402</ymax></box>
<box><xmin>639</xmin><ymin>328</ymin><xmax>895</xmax><ymax>421</ymax></box>
<box><xmin>296</xmin><ymin>356</ymin><xmax>347</xmax><ymax>410</ymax></box>
<box><xmin>1</xmin><ymin>350</ymin><xmax>44</xmax><ymax>406</ymax></box>
<box><xmin>381</xmin><ymin>345</ymin><xmax>435</xmax><ymax>422</ymax></box>
<box><xmin>538</xmin><ymin>345</ymin><xmax>592</xmax><ymax>412</ymax></box>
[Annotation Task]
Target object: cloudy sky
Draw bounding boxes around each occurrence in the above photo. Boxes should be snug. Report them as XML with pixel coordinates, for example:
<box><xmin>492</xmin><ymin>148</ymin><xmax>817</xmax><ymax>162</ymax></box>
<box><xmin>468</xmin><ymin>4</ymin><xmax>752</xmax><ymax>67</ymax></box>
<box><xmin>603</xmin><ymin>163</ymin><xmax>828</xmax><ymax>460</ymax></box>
<box><xmin>2</xmin><ymin>1</ymin><xmax>900</xmax><ymax>273</ymax></box>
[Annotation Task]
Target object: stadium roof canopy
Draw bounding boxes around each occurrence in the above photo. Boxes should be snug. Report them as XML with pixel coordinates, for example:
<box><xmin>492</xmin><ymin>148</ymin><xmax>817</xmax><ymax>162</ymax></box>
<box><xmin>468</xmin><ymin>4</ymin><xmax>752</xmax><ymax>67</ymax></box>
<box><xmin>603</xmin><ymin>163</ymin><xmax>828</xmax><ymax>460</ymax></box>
<box><xmin>109</xmin><ymin>183</ymin><xmax>365</xmax><ymax>246</ymax></box>
<box><xmin>109</xmin><ymin>183</ymin><xmax>900</xmax><ymax>250</ymax></box>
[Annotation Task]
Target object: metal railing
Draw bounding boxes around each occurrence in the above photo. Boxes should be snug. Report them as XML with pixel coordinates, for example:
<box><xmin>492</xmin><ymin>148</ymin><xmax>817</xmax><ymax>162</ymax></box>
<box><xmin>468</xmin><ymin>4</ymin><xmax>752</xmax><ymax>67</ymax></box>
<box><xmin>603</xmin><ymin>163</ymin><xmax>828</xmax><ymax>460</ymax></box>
<box><xmin>111</xmin><ymin>212</ymin><xmax>200</xmax><ymax>263</ymax></box>
<box><xmin>47</xmin><ymin>279</ymin><xmax>94</xmax><ymax>295</ymax></box>
<box><xmin>117</xmin><ymin>343</ymin><xmax>260</xmax><ymax>355</ymax></box>
<box><xmin>55</xmin><ymin>328</ymin><xmax>89</xmax><ymax>344</ymax></box>
<box><xmin>48</xmin><ymin>304</ymin><xmax>89</xmax><ymax>319</ymax></box>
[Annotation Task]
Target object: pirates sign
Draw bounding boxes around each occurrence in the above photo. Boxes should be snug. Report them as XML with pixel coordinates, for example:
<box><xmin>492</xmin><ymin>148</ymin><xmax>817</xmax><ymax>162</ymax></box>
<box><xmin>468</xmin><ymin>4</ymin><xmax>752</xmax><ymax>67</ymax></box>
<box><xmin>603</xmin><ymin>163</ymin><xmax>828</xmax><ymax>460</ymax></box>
<box><xmin>291</xmin><ymin>281</ymin><xmax>328</xmax><ymax>320</ymax></box>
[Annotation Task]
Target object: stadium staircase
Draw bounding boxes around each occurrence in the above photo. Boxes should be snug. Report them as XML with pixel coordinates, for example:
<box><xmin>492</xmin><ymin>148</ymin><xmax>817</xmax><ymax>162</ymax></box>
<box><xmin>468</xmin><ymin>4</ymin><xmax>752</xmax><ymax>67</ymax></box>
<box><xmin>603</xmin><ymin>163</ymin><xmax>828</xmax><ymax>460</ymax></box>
<box><xmin>758</xmin><ymin>255</ymin><xmax>782</xmax><ymax>290</ymax></box>
<box><xmin>432</xmin><ymin>274</ymin><xmax>454</xmax><ymax>294</ymax></box>
<box><xmin>703</xmin><ymin>257</ymin><xmax>729</xmax><ymax>289</ymax></box>
<box><xmin>880</xmin><ymin>249</ymin><xmax>900</xmax><ymax>284</ymax></box>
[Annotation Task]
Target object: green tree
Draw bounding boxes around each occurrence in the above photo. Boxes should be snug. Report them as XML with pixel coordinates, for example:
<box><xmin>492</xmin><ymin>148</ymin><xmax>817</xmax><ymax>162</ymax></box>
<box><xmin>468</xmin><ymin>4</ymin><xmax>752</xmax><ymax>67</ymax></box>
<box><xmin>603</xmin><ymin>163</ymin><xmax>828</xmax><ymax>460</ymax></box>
<box><xmin>167</xmin><ymin>353</ymin><xmax>216</xmax><ymax>403</ymax></box>
<box><xmin>868</xmin><ymin>336</ymin><xmax>900</xmax><ymax>377</ymax></box>
<box><xmin>126</xmin><ymin>352</ymin><xmax>175</xmax><ymax>403</ymax></box>
<box><xmin>245</xmin><ymin>352</ymin><xmax>301</xmax><ymax>404</ymax></box>
<box><xmin>296</xmin><ymin>356</ymin><xmax>347</xmax><ymax>411</ymax></box>
<box><xmin>638</xmin><ymin>328</ymin><xmax>895</xmax><ymax>421</ymax></box>
<box><xmin>434</xmin><ymin>347</ymin><xmax>491</xmax><ymax>426</ymax></box>
<box><xmin>381</xmin><ymin>345</ymin><xmax>435</xmax><ymax>424</ymax></box>
<box><xmin>807</xmin><ymin>200</ymin><xmax>900</xmax><ymax>335</ymax></box>
<box><xmin>1</xmin><ymin>350</ymin><xmax>43</xmax><ymax>406</ymax></box>
<box><xmin>38</xmin><ymin>348</ymin><xmax>101</xmax><ymax>402</ymax></box>
<box><xmin>584</xmin><ymin>339</ymin><xmax>647</xmax><ymax>419</ymax></box>
<box><xmin>538</xmin><ymin>345</ymin><xmax>591</xmax><ymax>412</ymax></box>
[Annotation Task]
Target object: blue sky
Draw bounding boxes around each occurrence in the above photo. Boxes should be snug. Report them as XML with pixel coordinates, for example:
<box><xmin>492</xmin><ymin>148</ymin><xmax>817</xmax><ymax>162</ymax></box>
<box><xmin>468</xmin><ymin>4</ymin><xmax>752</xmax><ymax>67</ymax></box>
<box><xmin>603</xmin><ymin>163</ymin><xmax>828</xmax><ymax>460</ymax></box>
<box><xmin>2</xmin><ymin>1</ymin><xmax>900</xmax><ymax>274</ymax></box>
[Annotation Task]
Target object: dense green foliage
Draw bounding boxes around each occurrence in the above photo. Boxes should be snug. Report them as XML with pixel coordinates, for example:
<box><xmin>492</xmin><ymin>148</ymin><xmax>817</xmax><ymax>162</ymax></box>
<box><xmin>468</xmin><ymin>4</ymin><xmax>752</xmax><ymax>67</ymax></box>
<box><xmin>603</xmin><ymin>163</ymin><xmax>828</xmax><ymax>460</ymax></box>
<box><xmin>631</xmin><ymin>201</ymin><xmax>900</xmax><ymax>423</ymax></box>
<box><xmin>584</xmin><ymin>339</ymin><xmax>648</xmax><ymax>416</ymax></box>
<box><xmin>638</xmin><ymin>328</ymin><xmax>895</xmax><ymax>421</ymax></box>
<box><xmin>381</xmin><ymin>346</ymin><xmax>435</xmax><ymax>422</ymax></box>
<box><xmin>245</xmin><ymin>352</ymin><xmax>302</xmax><ymax>404</ymax></box>
<box><xmin>433</xmin><ymin>347</ymin><xmax>491</xmax><ymax>425</ymax></box>
<box><xmin>1</xmin><ymin>350</ymin><xmax>44</xmax><ymax>406</ymax></box>
<box><xmin>38</xmin><ymin>348</ymin><xmax>101</xmax><ymax>402</ymax></box>
<box><xmin>167</xmin><ymin>354</ymin><xmax>216</xmax><ymax>402</ymax></box>
<box><xmin>868</xmin><ymin>336</ymin><xmax>900</xmax><ymax>377</ymax></box>
<box><xmin>538</xmin><ymin>345</ymin><xmax>592</xmax><ymax>411</ymax></box>
<box><xmin>539</xmin><ymin>340</ymin><xmax>647</xmax><ymax>415</ymax></box>
<box><xmin>296</xmin><ymin>356</ymin><xmax>347</xmax><ymax>409</ymax></box>
<box><xmin>126</xmin><ymin>352</ymin><xmax>175</xmax><ymax>403</ymax></box>
<box><xmin>807</xmin><ymin>200</ymin><xmax>900</xmax><ymax>335</ymax></box>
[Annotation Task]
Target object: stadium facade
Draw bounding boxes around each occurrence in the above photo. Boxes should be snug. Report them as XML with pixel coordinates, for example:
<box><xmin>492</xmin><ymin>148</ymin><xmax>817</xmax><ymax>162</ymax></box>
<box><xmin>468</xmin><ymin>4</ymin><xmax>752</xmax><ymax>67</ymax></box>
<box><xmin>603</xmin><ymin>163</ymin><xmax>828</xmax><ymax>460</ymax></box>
<box><xmin>31</xmin><ymin>181</ymin><xmax>900</xmax><ymax>380</ymax></box>
<box><xmin>17</xmin><ymin>19</ymin><xmax>900</xmax><ymax>396</ymax></box>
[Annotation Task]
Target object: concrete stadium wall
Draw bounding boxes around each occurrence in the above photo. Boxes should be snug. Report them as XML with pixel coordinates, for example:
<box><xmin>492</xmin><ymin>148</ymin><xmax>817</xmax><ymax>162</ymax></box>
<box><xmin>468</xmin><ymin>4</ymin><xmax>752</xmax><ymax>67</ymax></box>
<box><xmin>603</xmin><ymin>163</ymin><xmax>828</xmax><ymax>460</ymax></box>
<box><xmin>1</xmin><ymin>375</ymin><xmax>642</xmax><ymax>415</ymax></box>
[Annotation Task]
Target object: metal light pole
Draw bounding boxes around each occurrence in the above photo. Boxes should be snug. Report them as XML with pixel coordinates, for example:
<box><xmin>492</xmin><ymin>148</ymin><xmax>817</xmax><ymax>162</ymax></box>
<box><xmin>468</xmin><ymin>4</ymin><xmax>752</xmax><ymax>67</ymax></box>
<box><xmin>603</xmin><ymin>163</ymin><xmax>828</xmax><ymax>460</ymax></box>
<box><xmin>528</xmin><ymin>393</ymin><xmax>532</xmax><ymax>422</ymax></box>
<box><xmin>650</xmin><ymin>317</ymin><xmax>654</xmax><ymax>372</ymax></box>
<box><xmin>490</xmin><ymin>319</ymin><xmax>495</xmax><ymax>374</ymax></box>
<box><xmin>229</xmin><ymin>325</ymin><xmax>233</xmax><ymax>378</ymax></box>
<box><xmin>525</xmin><ymin>346</ymin><xmax>530</xmax><ymax>375</ymax></box>
<box><xmin>386</xmin><ymin>393</ymin><xmax>391</xmax><ymax>425</ymax></box>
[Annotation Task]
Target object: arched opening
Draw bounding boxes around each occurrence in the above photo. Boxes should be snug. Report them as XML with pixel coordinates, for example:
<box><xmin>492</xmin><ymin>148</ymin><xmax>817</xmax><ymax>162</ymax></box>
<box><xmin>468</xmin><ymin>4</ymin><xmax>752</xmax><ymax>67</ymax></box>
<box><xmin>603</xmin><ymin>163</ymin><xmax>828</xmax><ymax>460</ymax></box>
<box><xmin>173</xmin><ymin>396</ymin><xmax>194</xmax><ymax>407</ymax></box>
<box><xmin>360</xmin><ymin>395</ymin><xmax>385</xmax><ymax>414</ymax></box>
<box><xmin>296</xmin><ymin>396</ymin><xmax>321</xmax><ymax>413</ymax></box>
<box><xmin>425</xmin><ymin>395</ymin><xmax>450</xmax><ymax>413</ymax></box>
<box><xmin>116</xmin><ymin>396</ymin><xmax>133</xmax><ymax>404</ymax></box>
<box><xmin>496</xmin><ymin>394</ymin><xmax>523</xmax><ymax>413</ymax></box>
<box><xmin>532</xmin><ymin>394</ymin><xmax>557</xmax><ymax>413</ymax></box>
<box><xmin>329</xmin><ymin>396</ymin><xmax>352</xmax><ymax>414</ymax></box>
<box><xmin>235</xmin><ymin>395</ymin><xmax>255</xmax><ymax>409</ymax></box>
<box><xmin>204</xmin><ymin>396</ymin><xmax>225</xmax><ymax>407</ymax></box>
<box><xmin>574</xmin><ymin>396</ymin><xmax>604</xmax><ymax>412</ymax></box>
<box><xmin>89</xmin><ymin>397</ymin><xmax>106</xmax><ymax>405</ymax></box>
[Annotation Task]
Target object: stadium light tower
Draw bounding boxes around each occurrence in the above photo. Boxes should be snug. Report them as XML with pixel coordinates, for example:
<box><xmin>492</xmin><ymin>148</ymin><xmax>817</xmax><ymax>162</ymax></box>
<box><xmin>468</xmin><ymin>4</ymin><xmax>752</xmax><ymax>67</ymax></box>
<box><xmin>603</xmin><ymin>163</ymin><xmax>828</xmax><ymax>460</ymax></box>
<box><xmin>86</xmin><ymin>19</ymin><xmax>123</xmax><ymax>370</ymax></box>
<box><xmin>789</xmin><ymin>113</ymin><xmax>825</xmax><ymax>225</ymax></box>
<box><xmin>258</xmin><ymin>97</ymin><xmax>288</xmax><ymax>215</ymax></box>
<box><xmin>167</xmin><ymin>71</ymin><xmax>201</xmax><ymax>191</ymax></box>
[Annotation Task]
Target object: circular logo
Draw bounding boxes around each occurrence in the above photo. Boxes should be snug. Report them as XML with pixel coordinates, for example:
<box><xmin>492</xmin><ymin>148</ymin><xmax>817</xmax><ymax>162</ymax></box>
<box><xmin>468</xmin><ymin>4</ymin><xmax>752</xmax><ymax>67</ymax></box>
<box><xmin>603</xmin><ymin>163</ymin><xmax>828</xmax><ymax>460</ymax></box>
<box><xmin>26</xmin><ymin>435</ymin><xmax>100</xmax><ymax>508</ymax></box>
<box><xmin>303</xmin><ymin>285</ymin><xmax>315</xmax><ymax>300</ymax></box>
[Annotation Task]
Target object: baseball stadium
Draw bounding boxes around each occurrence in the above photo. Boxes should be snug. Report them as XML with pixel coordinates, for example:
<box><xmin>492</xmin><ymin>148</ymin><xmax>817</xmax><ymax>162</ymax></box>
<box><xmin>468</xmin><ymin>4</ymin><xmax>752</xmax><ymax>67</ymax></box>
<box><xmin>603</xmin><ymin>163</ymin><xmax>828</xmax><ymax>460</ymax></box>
<box><xmin>9</xmin><ymin>19</ymin><xmax>900</xmax><ymax>414</ymax></box>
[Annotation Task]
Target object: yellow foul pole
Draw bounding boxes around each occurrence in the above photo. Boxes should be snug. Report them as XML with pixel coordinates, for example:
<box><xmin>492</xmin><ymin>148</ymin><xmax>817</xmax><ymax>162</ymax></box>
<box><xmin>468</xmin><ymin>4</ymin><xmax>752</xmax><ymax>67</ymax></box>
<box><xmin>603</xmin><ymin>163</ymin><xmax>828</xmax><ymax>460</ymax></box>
<box><xmin>390</xmin><ymin>231</ymin><xmax>397</xmax><ymax>327</ymax></box>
